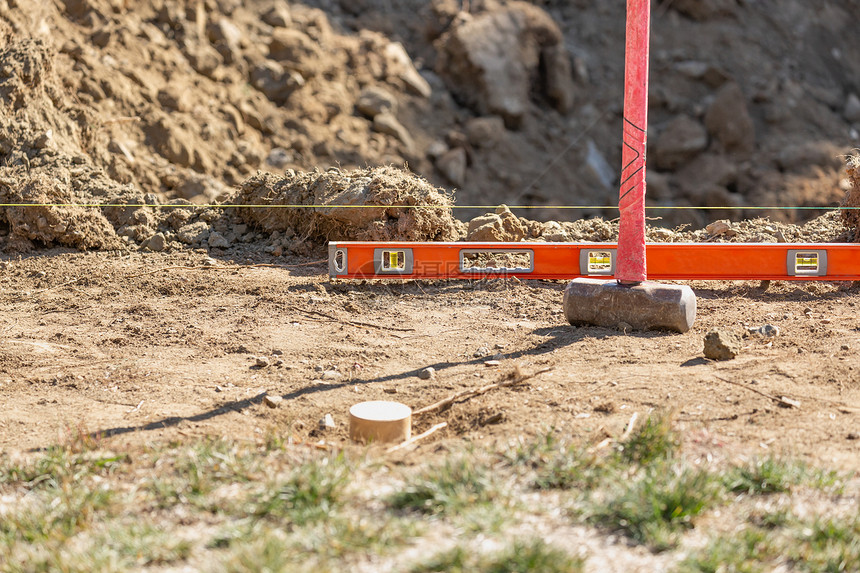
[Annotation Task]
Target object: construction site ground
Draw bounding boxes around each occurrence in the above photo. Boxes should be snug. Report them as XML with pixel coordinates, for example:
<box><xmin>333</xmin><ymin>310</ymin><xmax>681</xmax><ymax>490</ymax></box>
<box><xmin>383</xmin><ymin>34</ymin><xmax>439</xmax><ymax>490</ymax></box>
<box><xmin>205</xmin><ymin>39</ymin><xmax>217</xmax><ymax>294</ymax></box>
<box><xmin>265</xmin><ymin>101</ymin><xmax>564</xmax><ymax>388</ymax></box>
<box><xmin>2</xmin><ymin>247</ymin><xmax>858</xmax><ymax>471</ymax></box>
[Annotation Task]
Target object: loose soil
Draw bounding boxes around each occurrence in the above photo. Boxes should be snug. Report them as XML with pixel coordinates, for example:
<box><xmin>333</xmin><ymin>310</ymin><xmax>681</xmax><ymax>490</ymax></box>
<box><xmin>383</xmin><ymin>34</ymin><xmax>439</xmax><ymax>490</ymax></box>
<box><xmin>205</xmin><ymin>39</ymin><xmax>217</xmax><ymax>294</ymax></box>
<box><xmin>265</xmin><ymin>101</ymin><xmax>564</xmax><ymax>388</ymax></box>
<box><xmin>1</xmin><ymin>0</ymin><xmax>860</xmax><ymax>473</ymax></box>
<box><xmin>2</xmin><ymin>247</ymin><xmax>859</xmax><ymax>474</ymax></box>
<box><xmin>3</xmin><ymin>2</ymin><xmax>860</xmax><ymax>570</ymax></box>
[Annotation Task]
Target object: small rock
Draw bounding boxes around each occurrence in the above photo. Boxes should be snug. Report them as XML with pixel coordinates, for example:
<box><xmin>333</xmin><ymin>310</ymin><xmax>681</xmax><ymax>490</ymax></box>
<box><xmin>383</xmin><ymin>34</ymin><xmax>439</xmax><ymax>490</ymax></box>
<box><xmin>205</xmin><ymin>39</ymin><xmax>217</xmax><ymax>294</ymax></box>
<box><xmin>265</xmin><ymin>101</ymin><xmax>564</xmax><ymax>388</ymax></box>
<box><xmin>706</xmin><ymin>220</ymin><xmax>732</xmax><ymax>236</ymax></box>
<box><xmin>256</xmin><ymin>356</ymin><xmax>270</xmax><ymax>368</ymax></box>
<box><xmin>618</xmin><ymin>321</ymin><xmax>633</xmax><ymax>332</ymax></box>
<box><xmin>34</xmin><ymin>129</ymin><xmax>54</xmax><ymax>149</ymax></box>
<box><xmin>436</xmin><ymin>147</ymin><xmax>467</xmax><ymax>187</ymax></box>
<box><xmin>210</xmin><ymin>18</ymin><xmax>243</xmax><ymax>64</ymax></box>
<box><xmin>356</xmin><ymin>86</ymin><xmax>397</xmax><ymax>118</ymax></box>
<box><xmin>703</xmin><ymin>329</ymin><xmax>742</xmax><ymax>361</ymax></box>
<box><xmin>266</xmin><ymin>147</ymin><xmax>292</xmax><ymax>169</ymax></box>
<box><xmin>262</xmin><ymin>2</ymin><xmax>291</xmax><ymax>27</ymax></box>
<box><xmin>749</xmin><ymin>324</ymin><xmax>779</xmax><ymax>338</ymax></box>
<box><xmin>466</xmin><ymin>206</ymin><xmax>527</xmax><ymax>242</ymax></box>
<box><xmin>144</xmin><ymin>232</ymin><xmax>167</xmax><ymax>252</ymax></box>
<box><xmin>208</xmin><ymin>231</ymin><xmax>230</xmax><ymax>249</ymax></box>
<box><xmin>473</xmin><ymin>346</ymin><xmax>492</xmax><ymax>358</ymax></box>
<box><xmin>250</xmin><ymin>60</ymin><xmax>303</xmax><ymax>105</ymax></box>
<box><xmin>373</xmin><ymin>112</ymin><xmax>413</xmax><ymax>148</ymax></box>
<box><xmin>177</xmin><ymin>221</ymin><xmax>211</xmax><ymax>244</ymax></box>
<box><xmin>845</xmin><ymin>93</ymin><xmax>860</xmax><ymax>123</ymax></box>
<box><xmin>319</xmin><ymin>414</ymin><xmax>336</xmax><ymax>430</ymax></box>
<box><xmin>383</xmin><ymin>387</ymin><xmax>398</xmax><ymax>394</ymax></box>
<box><xmin>651</xmin><ymin>228</ymin><xmax>674</xmax><ymax>240</ymax></box>
<box><xmin>841</xmin><ymin>344</ymin><xmax>850</xmax><ymax>351</ymax></box>
<box><xmin>215</xmin><ymin>385</ymin><xmax>224</xmax><ymax>392</ymax></box>
<box><xmin>272</xmin><ymin>349</ymin><xmax>284</xmax><ymax>356</ymax></box>
<box><xmin>484</xmin><ymin>360</ymin><xmax>501</xmax><ymax>367</ymax></box>
<box><xmin>384</xmin><ymin>42</ymin><xmax>432</xmax><ymax>98</ymax></box>
<box><xmin>541</xmin><ymin>221</ymin><xmax>568</xmax><ymax>242</ymax></box>
<box><xmin>465</xmin><ymin>116</ymin><xmax>506</xmax><ymax>148</ymax></box>
<box><xmin>418</xmin><ymin>367</ymin><xmax>436</xmax><ymax>380</ymax></box>
<box><xmin>263</xmin><ymin>395</ymin><xmax>283</xmax><ymax>408</ymax></box>
<box><xmin>426</xmin><ymin>140</ymin><xmax>448</xmax><ymax>159</ymax></box>
<box><xmin>480</xmin><ymin>412</ymin><xmax>505</xmax><ymax>425</ymax></box>
<box><xmin>185</xmin><ymin>44</ymin><xmax>222</xmax><ymax>79</ymax></box>
<box><xmin>157</xmin><ymin>86</ymin><xmax>192</xmax><ymax>112</ymax></box>
<box><xmin>848</xmin><ymin>432</ymin><xmax>859</xmax><ymax>441</ymax></box>
<box><xmin>322</xmin><ymin>370</ymin><xmax>341</xmax><ymax>381</ymax></box>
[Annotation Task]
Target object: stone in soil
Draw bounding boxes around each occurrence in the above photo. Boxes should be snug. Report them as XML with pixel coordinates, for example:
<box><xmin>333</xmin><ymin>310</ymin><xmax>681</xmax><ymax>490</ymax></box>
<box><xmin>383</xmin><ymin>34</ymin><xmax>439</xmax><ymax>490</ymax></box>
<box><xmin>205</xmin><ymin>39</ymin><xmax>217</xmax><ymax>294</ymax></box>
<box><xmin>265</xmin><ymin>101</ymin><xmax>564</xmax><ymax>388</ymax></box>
<box><xmin>319</xmin><ymin>414</ymin><xmax>336</xmax><ymax>430</ymax></box>
<box><xmin>144</xmin><ymin>232</ymin><xmax>167</xmax><ymax>252</ymax></box>
<box><xmin>418</xmin><ymin>367</ymin><xmax>436</xmax><ymax>380</ymax></box>
<box><xmin>263</xmin><ymin>395</ymin><xmax>283</xmax><ymax>408</ymax></box>
<box><xmin>749</xmin><ymin>324</ymin><xmax>779</xmax><ymax>338</ymax></box>
<box><xmin>703</xmin><ymin>329</ymin><xmax>742</xmax><ymax>361</ymax></box>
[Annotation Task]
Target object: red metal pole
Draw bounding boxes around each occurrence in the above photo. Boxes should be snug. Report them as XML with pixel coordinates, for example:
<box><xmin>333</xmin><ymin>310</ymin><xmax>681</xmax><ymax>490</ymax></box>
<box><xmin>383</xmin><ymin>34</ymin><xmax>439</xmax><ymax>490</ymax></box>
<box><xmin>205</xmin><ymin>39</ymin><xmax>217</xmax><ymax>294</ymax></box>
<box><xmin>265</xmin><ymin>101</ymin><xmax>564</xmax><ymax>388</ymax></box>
<box><xmin>616</xmin><ymin>0</ymin><xmax>651</xmax><ymax>283</ymax></box>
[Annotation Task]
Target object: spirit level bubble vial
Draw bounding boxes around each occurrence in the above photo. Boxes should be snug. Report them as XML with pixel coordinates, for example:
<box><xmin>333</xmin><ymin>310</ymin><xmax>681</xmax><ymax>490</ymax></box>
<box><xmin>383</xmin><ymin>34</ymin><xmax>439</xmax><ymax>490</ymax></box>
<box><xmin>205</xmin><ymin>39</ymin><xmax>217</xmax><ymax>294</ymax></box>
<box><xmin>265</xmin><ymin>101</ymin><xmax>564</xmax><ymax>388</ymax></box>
<box><xmin>788</xmin><ymin>250</ymin><xmax>827</xmax><ymax>276</ymax></box>
<box><xmin>374</xmin><ymin>248</ymin><xmax>413</xmax><ymax>274</ymax></box>
<box><xmin>580</xmin><ymin>249</ymin><xmax>616</xmax><ymax>276</ymax></box>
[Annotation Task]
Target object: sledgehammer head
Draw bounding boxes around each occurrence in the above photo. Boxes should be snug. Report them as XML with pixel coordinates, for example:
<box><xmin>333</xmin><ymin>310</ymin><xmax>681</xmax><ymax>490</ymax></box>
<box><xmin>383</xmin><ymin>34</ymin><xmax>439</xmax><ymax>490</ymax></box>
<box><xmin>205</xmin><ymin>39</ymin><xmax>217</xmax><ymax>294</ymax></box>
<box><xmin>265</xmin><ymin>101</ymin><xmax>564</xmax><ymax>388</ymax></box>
<box><xmin>563</xmin><ymin>278</ymin><xmax>696</xmax><ymax>333</ymax></box>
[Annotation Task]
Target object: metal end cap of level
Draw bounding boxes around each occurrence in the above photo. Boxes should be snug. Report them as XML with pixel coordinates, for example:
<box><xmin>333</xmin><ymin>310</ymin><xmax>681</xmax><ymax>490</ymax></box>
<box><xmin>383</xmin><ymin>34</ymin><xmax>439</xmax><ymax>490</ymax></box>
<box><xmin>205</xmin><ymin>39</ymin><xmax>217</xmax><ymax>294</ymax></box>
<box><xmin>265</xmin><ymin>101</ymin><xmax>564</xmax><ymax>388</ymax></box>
<box><xmin>563</xmin><ymin>278</ymin><xmax>697</xmax><ymax>333</ymax></box>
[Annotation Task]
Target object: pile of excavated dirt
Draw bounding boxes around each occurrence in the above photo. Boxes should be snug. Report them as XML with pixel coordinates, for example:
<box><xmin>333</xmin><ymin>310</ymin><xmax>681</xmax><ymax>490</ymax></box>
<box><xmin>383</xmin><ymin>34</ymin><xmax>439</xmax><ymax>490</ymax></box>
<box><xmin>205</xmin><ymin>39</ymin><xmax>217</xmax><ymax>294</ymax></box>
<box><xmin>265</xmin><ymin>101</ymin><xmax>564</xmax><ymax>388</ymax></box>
<box><xmin>0</xmin><ymin>167</ymin><xmax>125</xmax><ymax>252</ymax></box>
<box><xmin>235</xmin><ymin>166</ymin><xmax>464</xmax><ymax>242</ymax></box>
<box><xmin>299</xmin><ymin>0</ymin><xmax>860</xmax><ymax>226</ymax></box>
<box><xmin>462</xmin><ymin>206</ymin><xmax>851</xmax><ymax>245</ymax></box>
<box><xmin>0</xmin><ymin>0</ymin><xmax>858</xmax><ymax>254</ymax></box>
<box><xmin>840</xmin><ymin>154</ymin><xmax>860</xmax><ymax>239</ymax></box>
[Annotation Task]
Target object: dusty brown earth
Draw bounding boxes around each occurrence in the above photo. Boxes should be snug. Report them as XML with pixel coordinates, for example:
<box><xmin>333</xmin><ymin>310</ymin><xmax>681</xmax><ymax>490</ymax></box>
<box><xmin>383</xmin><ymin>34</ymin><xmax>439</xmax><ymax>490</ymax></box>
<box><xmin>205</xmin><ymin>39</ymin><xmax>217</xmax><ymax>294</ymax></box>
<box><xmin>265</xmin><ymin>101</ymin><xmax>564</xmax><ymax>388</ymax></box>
<box><xmin>1</xmin><ymin>0</ymin><xmax>860</xmax><ymax>472</ymax></box>
<box><xmin>2</xmin><ymin>246</ymin><xmax>860</xmax><ymax>474</ymax></box>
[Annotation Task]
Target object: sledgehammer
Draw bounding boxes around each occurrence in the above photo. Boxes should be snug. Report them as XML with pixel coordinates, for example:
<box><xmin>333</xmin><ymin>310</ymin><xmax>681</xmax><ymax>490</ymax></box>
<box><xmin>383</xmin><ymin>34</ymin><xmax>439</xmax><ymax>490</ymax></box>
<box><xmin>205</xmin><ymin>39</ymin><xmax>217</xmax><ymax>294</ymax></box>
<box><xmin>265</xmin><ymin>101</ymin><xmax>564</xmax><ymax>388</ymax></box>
<box><xmin>563</xmin><ymin>0</ymin><xmax>696</xmax><ymax>333</ymax></box>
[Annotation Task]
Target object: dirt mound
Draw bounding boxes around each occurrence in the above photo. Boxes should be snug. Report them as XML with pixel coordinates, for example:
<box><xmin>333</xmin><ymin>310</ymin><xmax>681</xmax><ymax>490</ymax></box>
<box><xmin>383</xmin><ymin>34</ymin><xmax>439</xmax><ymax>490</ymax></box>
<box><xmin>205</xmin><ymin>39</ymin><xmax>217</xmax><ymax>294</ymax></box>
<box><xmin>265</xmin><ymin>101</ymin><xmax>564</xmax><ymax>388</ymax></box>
<box><xmin>840</xmin><ymin>154</ymin><xmax>860</xmax><ymax>239</ymax></box>
<box><xmin>310</xmin><ymin>0</ymin><xmax>860</xmax><ymax>225</ymax></box>
<box><xmin>0</xmin><ymin>37</ymin><xmax>153</xmax><ymax>251</ymax></box>
<box><xmin>462</xmin><ymin>206</ymin><xmax>850</xmax><ymax>245</ymax></box>
<box><xmin>0</xmin><ymin>0</ymin><xmax>858</xmax><ymax>254</ymax></box>
<box><xmin>235</xmin><ymin>166</ymin><xmax>464</xmax><ymax>242</ymax></box>
<box><xmin>0</xmin><ymin>168</ymin><xmax>124</xmax><ymax>252</ymax></box>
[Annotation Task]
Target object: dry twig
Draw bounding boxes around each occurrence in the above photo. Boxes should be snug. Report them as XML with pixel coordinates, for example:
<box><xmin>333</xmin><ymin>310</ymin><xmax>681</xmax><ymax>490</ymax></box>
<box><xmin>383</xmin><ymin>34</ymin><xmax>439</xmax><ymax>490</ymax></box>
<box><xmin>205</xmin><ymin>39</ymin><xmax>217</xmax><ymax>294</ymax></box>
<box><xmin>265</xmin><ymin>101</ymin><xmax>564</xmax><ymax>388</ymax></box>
<box><xmin>714</xmin><ymin>376</ymin><xmax>800</xmax><ymax>408</ymax></box>
<box><xmin>386</xmin><ymin>422</ymin><xmax>448</xmax><ymax>453</ymax></box>
<box><xmin>620</xmin><ymin>411</ymin><xmax>639</xmax><ymax>441</ymax></box>
<box><xmin>413</xmin><ymin>366</ymin><xmax>553</xmax><ymax>416</ymax></box>
<box><xmin>285</xmin><ymin>304</ymin><xmax>415</xmax><ymax>333</ymax></box>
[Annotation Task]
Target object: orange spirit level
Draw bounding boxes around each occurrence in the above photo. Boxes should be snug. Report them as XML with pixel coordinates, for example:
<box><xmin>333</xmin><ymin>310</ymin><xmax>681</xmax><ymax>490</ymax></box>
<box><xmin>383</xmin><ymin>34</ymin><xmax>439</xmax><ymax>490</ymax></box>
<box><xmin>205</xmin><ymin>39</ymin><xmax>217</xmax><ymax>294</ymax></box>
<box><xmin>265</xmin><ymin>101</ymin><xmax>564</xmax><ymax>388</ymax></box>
<box><xmin>328</xmin><ymin>242</ymin><xmax>860</xmax><ymax>281</ymax></box>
